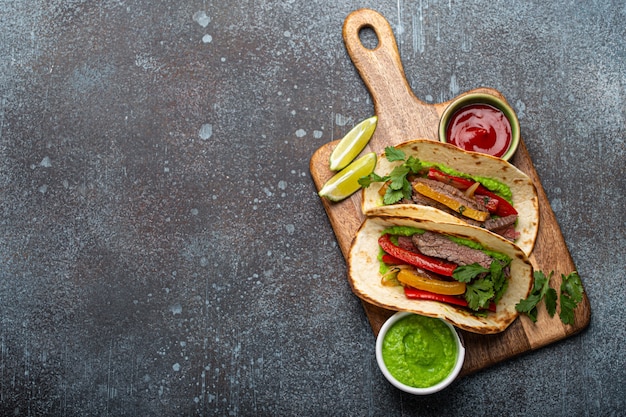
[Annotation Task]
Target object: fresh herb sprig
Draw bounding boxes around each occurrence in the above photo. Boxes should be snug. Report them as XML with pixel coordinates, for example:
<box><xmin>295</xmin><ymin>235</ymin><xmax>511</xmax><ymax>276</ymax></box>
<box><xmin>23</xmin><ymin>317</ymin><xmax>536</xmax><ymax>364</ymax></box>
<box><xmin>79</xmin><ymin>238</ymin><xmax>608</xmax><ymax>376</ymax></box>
<box><xmin>515</xmin><ymin>270</ymin><xmax>583</xmax><ymax>324</ymax></box>
<box><xmin>559</xmin><ymin>271</ymin><xmax>584</xmax><ymax>324</ymax></box>
<box><xmin>452</xmin><ymin>260</ymin><xmax>510</xmax><ymax>311</ymax></box>
<box><xmin>358</xmin><ymin>147</ymin><xmax>425</xmax><ymax>204</ymax></box>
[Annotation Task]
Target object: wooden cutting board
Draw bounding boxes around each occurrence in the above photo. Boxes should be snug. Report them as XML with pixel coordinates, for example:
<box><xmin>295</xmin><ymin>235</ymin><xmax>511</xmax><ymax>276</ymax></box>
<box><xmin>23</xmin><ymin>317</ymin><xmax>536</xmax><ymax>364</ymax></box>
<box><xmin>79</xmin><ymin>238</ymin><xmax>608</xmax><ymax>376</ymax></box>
<box><xmin>310</xmin><ymin>9</ymin><xmax>591</xmax><ymax>376</ymax></box>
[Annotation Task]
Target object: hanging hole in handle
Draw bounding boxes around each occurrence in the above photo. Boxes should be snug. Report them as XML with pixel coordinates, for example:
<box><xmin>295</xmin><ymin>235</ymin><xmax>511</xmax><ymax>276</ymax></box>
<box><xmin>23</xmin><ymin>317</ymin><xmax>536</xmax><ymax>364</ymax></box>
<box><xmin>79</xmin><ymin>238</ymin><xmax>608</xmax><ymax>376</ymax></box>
<box><xmin>358</xmin><ymin>25</ymin><xmax>379</xmax><ymax>50</ymax></box>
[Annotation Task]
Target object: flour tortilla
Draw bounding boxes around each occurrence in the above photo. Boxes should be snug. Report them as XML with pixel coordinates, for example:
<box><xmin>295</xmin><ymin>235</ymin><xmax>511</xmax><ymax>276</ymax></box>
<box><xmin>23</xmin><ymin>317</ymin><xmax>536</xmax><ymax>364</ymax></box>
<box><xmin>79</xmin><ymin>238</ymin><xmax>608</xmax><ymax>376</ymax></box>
<box><xmin>361</xmin><ymin>139</ymin><xmax>539</xmax><ymax>256</ymax></box>
<box><xmin>348</xmin><ymin>206</ymin><xmax>534</xmax><ymax>334</ymax></box>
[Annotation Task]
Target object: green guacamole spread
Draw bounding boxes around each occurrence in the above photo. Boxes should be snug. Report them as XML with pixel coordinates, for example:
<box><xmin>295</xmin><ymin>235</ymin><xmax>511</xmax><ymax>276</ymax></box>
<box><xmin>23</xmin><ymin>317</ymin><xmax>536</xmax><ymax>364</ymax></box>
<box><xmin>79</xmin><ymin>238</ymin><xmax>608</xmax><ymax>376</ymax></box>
<box><xmin>382</xmin><ymin>315</ymin><xmax>458</xmax><ymax>388</ymax></box>
<box><xmin>427</xmin><ymin>162</ymin><xmax>513</xmax><ymax>202</ymax></box>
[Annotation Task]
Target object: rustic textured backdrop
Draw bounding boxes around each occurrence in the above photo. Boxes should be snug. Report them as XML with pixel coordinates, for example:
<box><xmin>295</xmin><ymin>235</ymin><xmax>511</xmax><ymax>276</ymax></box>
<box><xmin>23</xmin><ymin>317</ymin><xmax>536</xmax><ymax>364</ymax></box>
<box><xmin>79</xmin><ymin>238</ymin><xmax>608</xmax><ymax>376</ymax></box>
<box><xmin>0</xmin><ymin>1</ymin><xmax>624</xmax><ymax>415</ymax></box>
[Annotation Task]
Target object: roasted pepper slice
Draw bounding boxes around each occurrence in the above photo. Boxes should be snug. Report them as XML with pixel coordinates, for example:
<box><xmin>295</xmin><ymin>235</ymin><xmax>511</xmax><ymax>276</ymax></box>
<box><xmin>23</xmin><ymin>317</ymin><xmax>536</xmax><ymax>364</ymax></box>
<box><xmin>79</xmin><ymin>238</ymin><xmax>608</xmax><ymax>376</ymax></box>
<box><xmin>427</xmin><ymin>167</ymin><xmax>475</xmax><ymax>189</ymax></box>
<box><xmin>381</xmin><ymin>254</ymin><xmax>404</xmax><ymax>265</ymax></box>
<box><xmin>378</xmin><ymin>234</ymin><xmax>457</xmax><ymax>277</ymax></box>
<box><xmin>476</xmin><ymin>189</ymin><xmax>518</xmax><ymax>217</ymax></box>
<box><xmin>404</xmin><ymin>287</ymin><xmax>497</xmax><ymax>312</ymax></box>
<box><xmin>427</xmin><ymin>168</ymin><xmax>517</xmax><ymax>217</ymax></box>
<box><xmin>397</xmin><ymin>269</ymin><xmax>466</xmax><ymax>295</ymax></box>
<box><xmin>413</xmin><ymin>181</ymin><xmax>490</xmax><ymax>222</ymax></box>
<box><xmin>477</xmin><ymin>194</ymin><xmax>500</xmax><ymax>213</ymax></box>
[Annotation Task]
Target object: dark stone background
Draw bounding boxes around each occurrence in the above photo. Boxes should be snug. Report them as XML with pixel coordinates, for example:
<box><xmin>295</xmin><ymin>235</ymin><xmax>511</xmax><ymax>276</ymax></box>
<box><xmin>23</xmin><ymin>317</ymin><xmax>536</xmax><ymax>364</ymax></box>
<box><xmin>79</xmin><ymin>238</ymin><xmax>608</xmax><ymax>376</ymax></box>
<box><xmin>0</xmin><ymin>1</ymin><xmax>623</xmax><ymax>415</ymax></box>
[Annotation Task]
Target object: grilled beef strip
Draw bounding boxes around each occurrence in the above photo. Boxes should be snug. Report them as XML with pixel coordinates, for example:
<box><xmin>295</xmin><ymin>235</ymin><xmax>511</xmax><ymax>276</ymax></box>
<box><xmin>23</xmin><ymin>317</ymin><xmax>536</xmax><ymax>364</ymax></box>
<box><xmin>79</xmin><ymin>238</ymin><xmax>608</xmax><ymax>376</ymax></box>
<box><xmin>411</xmin><ymin>231</ymin><xmax>494</xmax><ymax>269</ymax></box>
<box><xmin>484</xmin><ymin>214</ymin><xmax>518</xmax><ymax>231</ymax></box>
<box><xmin>396</xmin><ymin>236</ymin><xmax>416</xmax><ymax>252</ymax></box>
<box><xmin>484</xmin><ymin>214</ymin><xmax>520</xmax><ymax>242</ymax></box>
<box><xmin>495</xmin><ymin>225</ymin><xmax>520</xmax><ymax>241</ymax></box>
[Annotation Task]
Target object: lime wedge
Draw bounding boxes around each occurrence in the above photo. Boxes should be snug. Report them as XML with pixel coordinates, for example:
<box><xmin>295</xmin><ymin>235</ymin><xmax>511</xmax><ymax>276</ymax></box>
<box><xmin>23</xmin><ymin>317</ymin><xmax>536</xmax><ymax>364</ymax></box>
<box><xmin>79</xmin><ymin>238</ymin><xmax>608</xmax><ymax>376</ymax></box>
<box><xmin>329</xmin><ymin>115</ymin><xmax>378</xmax><ymax>171</ymax></box>
<box><xmin>319</xmin><ymin>152</ymin><xmax>377</xmax><ymax>202</ymax></box>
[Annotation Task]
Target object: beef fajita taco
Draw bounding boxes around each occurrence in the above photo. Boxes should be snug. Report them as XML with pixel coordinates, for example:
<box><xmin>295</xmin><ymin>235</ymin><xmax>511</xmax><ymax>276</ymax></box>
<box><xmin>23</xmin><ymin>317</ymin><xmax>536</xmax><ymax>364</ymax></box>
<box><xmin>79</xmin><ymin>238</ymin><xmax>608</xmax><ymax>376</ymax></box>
<box><xmin>359</xmin><ymin>139</ymin><xmax>539</xmax><ymax>256</ymax></box>
<box><xmin>347</xmin><ymin>205</ymin><xmax>534</xmax><ymax>334</ymax></box>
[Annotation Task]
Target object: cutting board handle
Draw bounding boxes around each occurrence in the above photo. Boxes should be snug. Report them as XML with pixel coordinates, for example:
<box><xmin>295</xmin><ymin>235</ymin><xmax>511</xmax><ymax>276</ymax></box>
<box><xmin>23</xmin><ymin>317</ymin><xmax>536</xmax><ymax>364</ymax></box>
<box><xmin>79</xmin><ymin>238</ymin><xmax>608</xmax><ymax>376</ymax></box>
<box><xmin>342</xmin><ymin>8</ymin><xmax>422</xmax><ymax>107</ymax></box>
<box><xmin>342</xmin><ymin>8</ymin><xmax>440</xmax><ymax>149</ymax></box>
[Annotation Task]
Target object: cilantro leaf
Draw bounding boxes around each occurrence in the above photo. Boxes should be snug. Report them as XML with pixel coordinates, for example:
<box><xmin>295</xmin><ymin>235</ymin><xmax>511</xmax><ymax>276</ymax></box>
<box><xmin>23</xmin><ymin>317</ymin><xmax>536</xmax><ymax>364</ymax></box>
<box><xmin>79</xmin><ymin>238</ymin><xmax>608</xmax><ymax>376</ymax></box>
<box><xmin>561</xmin><ymin>271</ymin><xmax>584</xmax><ymax>303</ymax></box>
<box><xmin>383</xmin><ymin>188</ymin><xmax>405</xmax><ymax>205</ymax></box>
<box><xmin>452</xmin><ymin>263</ymin><xmax>489</xmax><ymax>283</ymax></box>
<box><xmin>515</xmin><ymin>270</ymin><xmax>554</xmax><ymax>322</ymax></box>
<box><xmin>383</xmin><ymin>163</ymin><xmax>415</xmax><ymax>204</ymax></box>
<box><xmin>516</xmin><ymin>270</ymin><xmax>583</xmax><ymax>324</ymax></box>
<box><xmin>360</xmin><ymin>147</ymin><xmax>429</xmax><ymax>203</ymax></box>
<box><xmin>515</xmin><ymin>293</ymin><xmax>543</xmax><ymax>322</ymax></box>
<box><xmin>465</xmin><ymin>278</ymin><xmax>495</xmax><ymax>311</ymax></box>
<box><xmin>401</xmin><ymin>177</ymin><xmax>413</xmax><ymax>200</ymax></box>
<box><xmin>358</xmin><ymin>172</ymin><xmax>385</xmax><ymax>188</ymax></box>
<box><xmin>405</xmin><ymin>156</ymin><xmax>425</xmax><ymax>173</ymax></box>
<box><xmin>389</xmin><ymin>165</ymin><xmax>410</xmax><ymax>190</ymax></box>
<box><xmin>559</xmin><ymin>272</ymin><xmax>584</xmax><ymax>325</ymax></box>
<box><xmin>559</xmin><ymin>294</ymin><xmax>578</xmax><ymax>325</ymax></box>
<box><xmin>491</xmin><ymin>260</ymin><xmax>509</xmax><ymax>304</ymax></box>
<box><xmin>545</xmin><ymin>287</ymin><xmax>558</xmax><ymax>317</ymax></box>
<box><xmin>384</xmin><ymin>146</ymin><xmax>405</xmax><ymax>162</ymax></box>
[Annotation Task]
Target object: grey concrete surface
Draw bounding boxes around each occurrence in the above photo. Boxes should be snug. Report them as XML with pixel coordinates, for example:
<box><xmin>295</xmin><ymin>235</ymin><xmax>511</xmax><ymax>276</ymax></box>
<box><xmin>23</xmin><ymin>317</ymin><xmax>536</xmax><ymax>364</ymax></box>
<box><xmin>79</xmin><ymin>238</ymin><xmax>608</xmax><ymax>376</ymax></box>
<box><xmin>0</xmin><ymin>1</ymin><xmax>624</xmax><ymax>416</ymax></box>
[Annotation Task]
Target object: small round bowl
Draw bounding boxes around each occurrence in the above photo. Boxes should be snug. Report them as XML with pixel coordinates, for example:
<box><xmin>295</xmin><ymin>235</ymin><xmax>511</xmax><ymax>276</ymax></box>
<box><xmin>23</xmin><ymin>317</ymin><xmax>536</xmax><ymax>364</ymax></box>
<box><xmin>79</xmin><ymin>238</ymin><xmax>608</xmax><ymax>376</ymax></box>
<box><xmin>375</xmin><ymin>312</ymin><xmax>465</xmax><ymax>395</ymax></box>
<box><xmin>439</xmin><ymin>92</ymin><xmax>520</xmax><ymax>161</ymax></box>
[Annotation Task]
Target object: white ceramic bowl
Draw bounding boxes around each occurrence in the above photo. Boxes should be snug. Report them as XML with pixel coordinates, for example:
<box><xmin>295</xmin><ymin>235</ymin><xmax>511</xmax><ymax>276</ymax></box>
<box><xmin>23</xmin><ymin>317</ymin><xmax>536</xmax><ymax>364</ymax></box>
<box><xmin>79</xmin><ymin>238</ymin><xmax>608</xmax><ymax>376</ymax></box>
<box><xmin>375</xmin><ymin>311</ymin><xmax>465</xmax><ymax>395</ymax></box>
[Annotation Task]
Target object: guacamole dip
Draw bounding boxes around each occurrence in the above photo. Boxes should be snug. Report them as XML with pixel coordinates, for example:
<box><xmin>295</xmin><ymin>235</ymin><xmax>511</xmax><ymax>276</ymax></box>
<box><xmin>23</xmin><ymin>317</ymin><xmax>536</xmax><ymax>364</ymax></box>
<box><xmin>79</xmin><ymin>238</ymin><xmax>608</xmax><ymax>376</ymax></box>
<box><xmin>381</xmin><ymin>315</ymin><xmax>458</xmax><ymax>388</ymax></box>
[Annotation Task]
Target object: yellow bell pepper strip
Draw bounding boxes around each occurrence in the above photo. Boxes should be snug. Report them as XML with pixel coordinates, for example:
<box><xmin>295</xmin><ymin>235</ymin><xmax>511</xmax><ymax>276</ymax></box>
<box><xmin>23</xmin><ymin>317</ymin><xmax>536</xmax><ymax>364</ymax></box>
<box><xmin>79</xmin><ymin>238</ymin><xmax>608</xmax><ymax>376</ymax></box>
<box><xmin>413</xmin><ymin>181</ymin><xmax>490</xmax><ymax>222</ymax></box>
<box><xmin>426</xmin><ymin>167</ymin><xmax>517</xmax><ymax>217</ymax></box>
<box><xmin>397</xmin><ymin>269</ymin><xmax>466</xmax><ymax>295</ymax></box>
<box><xmin>404</xmin><ymin>287</ymin><xmax>497</xmax><ymax>312</ymax></box>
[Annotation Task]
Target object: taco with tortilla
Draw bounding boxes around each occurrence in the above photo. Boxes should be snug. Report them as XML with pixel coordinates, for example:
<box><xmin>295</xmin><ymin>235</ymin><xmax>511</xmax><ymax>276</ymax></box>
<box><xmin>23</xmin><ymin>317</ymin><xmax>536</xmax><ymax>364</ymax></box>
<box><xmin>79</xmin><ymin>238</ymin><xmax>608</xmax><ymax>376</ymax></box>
<box><xmin>348</xmin><ymin>205</ymin><xmax>534</xmax><ymax>334</ymax></box>
<box><xmin>359</xmin><ymin>139</ymin><xmax>539</xmax><ymax>255</ymax></box>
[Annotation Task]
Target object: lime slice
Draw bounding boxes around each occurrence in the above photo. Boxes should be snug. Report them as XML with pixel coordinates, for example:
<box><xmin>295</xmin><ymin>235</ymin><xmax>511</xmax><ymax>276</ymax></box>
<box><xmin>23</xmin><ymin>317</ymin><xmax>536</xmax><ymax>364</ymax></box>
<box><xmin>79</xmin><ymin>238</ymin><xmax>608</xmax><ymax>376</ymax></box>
<box><xmin>329</xmin><ymin>115</ymin><xmax>378</xmax><ymax>171</ymax></box>
<box><xmin>319</xmin><ymin>152</ymin><xmax>377</xmax><ymax>202</ymax></box>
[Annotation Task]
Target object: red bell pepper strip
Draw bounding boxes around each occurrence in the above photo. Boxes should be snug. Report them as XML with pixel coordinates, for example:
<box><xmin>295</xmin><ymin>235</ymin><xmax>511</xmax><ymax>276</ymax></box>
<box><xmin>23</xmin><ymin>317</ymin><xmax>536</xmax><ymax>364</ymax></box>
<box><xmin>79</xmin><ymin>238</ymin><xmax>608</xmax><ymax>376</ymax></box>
<box><xmin>378</xmin><ymin>234</ymin><xmax>457</xmax><ymax>277</ymax></box>
<box><xmin>476</xmin><ymin>189</ymin><xmax>517</xmax><ymax>217</ymax></box>
<box><xmin>476</xmin><ymin>194</ymin><xmax>499</xmax><ymax>213</ymax></box>
<box><xmin>427</xmin><ymin>167</ymin><xmax>517</xmax><ymax>217</ymax></box>
<box><xmin>381</xmin><ymin>254</ymin><xmax>404</xmax><ymax>265</ymax></box>
<box><xmin>404</xmin><ymin>287</ymin><xmax>497</xmax><ymax>312</ymax></box>
<box><xmin>427</xmin><ymin>167</ymin><xmax>475</xmax><ymax>189</ymax></box>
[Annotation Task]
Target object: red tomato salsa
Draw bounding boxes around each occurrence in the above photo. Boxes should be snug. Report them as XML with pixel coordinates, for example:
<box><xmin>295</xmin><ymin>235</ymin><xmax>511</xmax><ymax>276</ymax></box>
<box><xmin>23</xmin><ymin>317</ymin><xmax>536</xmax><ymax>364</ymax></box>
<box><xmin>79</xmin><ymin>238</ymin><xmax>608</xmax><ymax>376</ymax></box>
<box><xmin>446</xmin><ymin>103</ymin><xmax>512</xmax><ymax>158</ymax></box>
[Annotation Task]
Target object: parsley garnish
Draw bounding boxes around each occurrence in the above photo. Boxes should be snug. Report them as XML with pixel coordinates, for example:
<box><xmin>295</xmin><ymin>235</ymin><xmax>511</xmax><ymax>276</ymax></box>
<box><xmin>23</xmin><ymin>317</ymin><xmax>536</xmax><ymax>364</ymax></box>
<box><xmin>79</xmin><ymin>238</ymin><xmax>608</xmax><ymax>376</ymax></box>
<box><xmin>452</xmin><ymin>264</ymin><xmax>488</xmax><ymax>283</ymax></box>
<box><xmin>465</xmin><ymin>278</ymin><xmax>495</xmax><ymax>311</ymax></box>
<box><xmin>358</xmin><ymin>147</ymin><xmax>426</xmax><ymax>204</ymax></box>
<box><xmin>559</xmin><ymin>271</ymin><xmax>584</xmax><ymax>325</ymax></box>
<box><xmin>515</xmin><ymin>270</ymin><xmax>583</xmax><ymax>324</ymax></box>
<box><xmin>384</xmin><ymin>146</ymin><xmax>406</xmax><ymax>162</ymax></box>
<box><xmin>452</xmin><ymin>259</ymin><xmax>511</xmax><ymax>311</ymax></box>
<box><xmin>491</xmin><ymin>260</ymin><xmax>509</xmax><ymax>304</ymax></box>
<box><xmin>358</xmin><ymin>172</ymin><xmax>384</xmax><ymax>188</ymax></box>
<box><xmin>515</xmin><ymin>270</ymin><xmax>556</xmax><ymax>322</ymax></box>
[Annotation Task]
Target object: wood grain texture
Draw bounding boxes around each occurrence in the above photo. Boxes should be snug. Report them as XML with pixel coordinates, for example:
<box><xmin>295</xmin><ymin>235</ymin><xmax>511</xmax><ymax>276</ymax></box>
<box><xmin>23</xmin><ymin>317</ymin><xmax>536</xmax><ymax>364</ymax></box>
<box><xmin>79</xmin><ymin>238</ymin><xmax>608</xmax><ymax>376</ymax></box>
<box><xmin>309</xmin><ymin>8</ymin><xmax>590</xmax><ymax>375</ymax></box>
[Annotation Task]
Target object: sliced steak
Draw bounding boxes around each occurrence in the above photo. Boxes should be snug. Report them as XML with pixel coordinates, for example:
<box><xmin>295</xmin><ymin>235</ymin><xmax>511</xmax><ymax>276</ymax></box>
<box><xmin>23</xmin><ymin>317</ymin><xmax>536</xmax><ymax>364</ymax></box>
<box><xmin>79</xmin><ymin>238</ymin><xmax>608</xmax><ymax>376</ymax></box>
<box><xmin>484</xmin><ymin>214</ymin><xmax>519</xmax><ymax>241</ymax></box>
<box><xmin>484</xmin><ymin>214</ymin><xmax>518</xmax><ymax>231</ymax></box>
<box><xmin>396</xmin><ymin>236</ymin><xmax>417</xmax><ymax>252</ymax></box>
<box><xmin>496</xmin><ymin>225</ymin><xmax>520</xmax><ymax>242</ymax></box>
<box><xmin>412</xmin><ymin>231</ymin><xmax>494</xmax><ymax>268</ymax></box>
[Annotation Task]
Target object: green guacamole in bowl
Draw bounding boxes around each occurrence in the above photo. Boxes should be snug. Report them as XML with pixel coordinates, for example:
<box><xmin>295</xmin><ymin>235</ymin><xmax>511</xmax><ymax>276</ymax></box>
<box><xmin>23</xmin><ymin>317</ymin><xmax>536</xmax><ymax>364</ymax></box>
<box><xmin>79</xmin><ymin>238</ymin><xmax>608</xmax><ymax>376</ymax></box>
<box><xmin>376</xmin><ymin>312</ymin><xmax>465</xmax><ymax>394</ymax></box>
